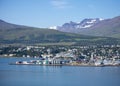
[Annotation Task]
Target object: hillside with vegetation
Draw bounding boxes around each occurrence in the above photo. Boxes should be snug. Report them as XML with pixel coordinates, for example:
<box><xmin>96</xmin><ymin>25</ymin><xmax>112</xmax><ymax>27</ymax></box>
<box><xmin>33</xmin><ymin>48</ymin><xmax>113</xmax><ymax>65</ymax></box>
<box><xmin>0</xmin><ymin>19</ymin><xmax>120</xmax><ymax>45</ymax></box>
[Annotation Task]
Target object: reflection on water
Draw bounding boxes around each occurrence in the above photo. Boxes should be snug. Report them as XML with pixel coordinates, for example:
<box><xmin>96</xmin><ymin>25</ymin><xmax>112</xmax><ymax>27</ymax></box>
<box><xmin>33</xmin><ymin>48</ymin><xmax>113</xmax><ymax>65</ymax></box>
<box><xmin>0</xmin><ymin>57</ymin><xmax>120</xmax><ymax>86</ymax></box>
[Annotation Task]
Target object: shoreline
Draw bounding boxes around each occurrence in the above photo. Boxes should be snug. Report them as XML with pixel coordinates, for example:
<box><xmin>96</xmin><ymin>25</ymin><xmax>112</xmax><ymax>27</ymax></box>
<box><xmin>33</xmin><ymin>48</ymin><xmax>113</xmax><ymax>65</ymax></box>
<box><xmin>9</xmin><ymin>63</ymin><xmax>120</xmax><ymax>67</ymax></box>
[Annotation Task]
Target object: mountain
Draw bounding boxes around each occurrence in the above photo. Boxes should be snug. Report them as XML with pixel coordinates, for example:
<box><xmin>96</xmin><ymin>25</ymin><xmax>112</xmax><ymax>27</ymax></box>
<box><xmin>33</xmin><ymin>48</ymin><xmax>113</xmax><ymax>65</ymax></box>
<box><xmin>0</xmin><ymin>19</ymin><xmax>120</xmax><ymax>45</ymax></box>
<box><xmin>56</xmin><ymin>18</ymin><xmax>103</xmax><ymax>33</ymax></box>
<box><xmin>56</xmin><ymin>16</ymin><xmax>120</xmax><ymax>38</ymax></box>
<box><xmin>78</xmin><ymin>16</ymin><xmax>120</xmax><ymax>38</ymax></box>
<box><xmin>0</xmin><ymin>19</ymin><xmax>28</xmax><ymax>30</ymax></box>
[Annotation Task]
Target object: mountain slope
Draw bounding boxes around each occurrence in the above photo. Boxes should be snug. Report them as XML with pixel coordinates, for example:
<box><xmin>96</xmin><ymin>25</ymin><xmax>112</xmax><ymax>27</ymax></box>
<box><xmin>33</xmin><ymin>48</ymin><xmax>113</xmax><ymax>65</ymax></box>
<box><xmin>56</xmin><ymin>16</ymin><xmax>120</xmax><ymax>38</ymax></box>
<box><xmin>0</xmin><ymin>19</ymin><xmax>103</xmax><ymax>45</ymax></box>
<box><xmin>78</xmin><ymin>16</ymin><xmax>120</xmax><ymax>38</ymax></box>
<box><xmin>56</xmin><ymin>18</ymin><xmax>103</xmax><ymax>33</ymax></box>
<box><xmin>0</xmin><ymin>19</ymin><xmax>29</xmax><ymax>30</ymax></box>
<box><xmin>1</xmin><ymin>27</ymin><xmax>110</xmax><ymax>45</ymax></box>
<box><xmin>0</xmin><ymin>19</ymin><xmax>120</xmax><ymax>45</ymax></box>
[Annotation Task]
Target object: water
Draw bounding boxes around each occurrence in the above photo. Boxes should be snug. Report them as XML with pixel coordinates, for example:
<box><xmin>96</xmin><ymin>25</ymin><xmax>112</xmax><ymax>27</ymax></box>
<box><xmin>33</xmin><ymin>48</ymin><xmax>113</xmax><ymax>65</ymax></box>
<box><xmin>0</xmin><ymin>57</ymin><xmax>120</xmax><ymax>86</ymax></box>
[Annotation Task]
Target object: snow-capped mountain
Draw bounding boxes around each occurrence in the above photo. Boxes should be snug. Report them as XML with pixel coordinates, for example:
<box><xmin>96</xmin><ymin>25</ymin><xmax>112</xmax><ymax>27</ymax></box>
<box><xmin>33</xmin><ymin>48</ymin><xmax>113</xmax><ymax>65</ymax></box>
<box><xmin>56</xmin><ymin>18</ymin><xmax>103</xmax><ymax>32</ymax></box>
<box><xmin>51</xmin><ymin>16</ymin><xmax>120</xmax><ymax>38</ymax></box>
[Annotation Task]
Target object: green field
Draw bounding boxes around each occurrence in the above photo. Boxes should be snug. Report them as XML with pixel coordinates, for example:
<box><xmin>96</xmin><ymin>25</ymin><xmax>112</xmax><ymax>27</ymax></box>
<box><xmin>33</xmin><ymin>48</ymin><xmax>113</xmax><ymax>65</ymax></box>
<box><xmin>0</xmin><ymin>27</ymin><xmax>120</xmax><ymax>46</ymax></box>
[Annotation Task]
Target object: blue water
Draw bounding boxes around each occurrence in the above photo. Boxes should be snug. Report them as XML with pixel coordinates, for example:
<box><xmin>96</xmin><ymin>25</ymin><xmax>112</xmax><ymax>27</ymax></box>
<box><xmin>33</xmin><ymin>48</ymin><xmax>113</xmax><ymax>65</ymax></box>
<box><xmin>0</xmin><ymin>57</ymin><xmax>120</xmax><ymax>86</ymax></box>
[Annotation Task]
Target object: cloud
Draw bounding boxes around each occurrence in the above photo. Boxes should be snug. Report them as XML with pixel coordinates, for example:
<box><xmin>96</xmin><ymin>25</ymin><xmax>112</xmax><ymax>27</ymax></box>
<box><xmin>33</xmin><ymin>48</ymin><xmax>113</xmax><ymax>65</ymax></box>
<box><xmin>51</xmin><ymin>0</ymin><xmax>70</xmax><ymax>9</ymax></box>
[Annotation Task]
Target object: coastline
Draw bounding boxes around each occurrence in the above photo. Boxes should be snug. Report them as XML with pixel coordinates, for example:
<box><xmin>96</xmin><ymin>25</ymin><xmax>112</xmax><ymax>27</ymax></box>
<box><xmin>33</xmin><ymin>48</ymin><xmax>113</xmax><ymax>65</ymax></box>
<box><xmin>9</xmin><ymin>63</ymin><xmax>120</xmax><ymax>67</ymax></box>
<box><xmin>1</xmin><ymin>57</ymin><xmax>119</xmax><ymax>67</ymax></box>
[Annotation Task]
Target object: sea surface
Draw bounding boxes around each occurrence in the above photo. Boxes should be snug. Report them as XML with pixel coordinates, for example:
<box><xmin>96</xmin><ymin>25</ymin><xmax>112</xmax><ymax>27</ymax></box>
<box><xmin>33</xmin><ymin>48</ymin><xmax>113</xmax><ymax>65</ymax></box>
<box><xmin>0</xmin><ymin>57</ymin><xmax>120</xmax><ymax>86</ymax></box>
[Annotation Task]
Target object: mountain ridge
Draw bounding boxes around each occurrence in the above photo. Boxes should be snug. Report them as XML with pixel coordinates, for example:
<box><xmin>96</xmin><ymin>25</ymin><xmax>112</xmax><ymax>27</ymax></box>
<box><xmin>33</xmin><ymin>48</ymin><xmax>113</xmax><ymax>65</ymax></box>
<box><xmin>53</xmin><ymin>16</ymin><xmax>120</xmax><ymax>38</ymax></box>
<box><xmin>0</xmin><ymin>19</ymin><xmax>40</xmax><ymax>30</ymax></box>
<box><xmin>0</xmin><ymin>19</ymin><xmax>27</xmax><ymax>30</ymax></box>
<box><xmin>0</xmin><ymin>18</ymin><xmax>120</xmax><ymax>45</ymax></box>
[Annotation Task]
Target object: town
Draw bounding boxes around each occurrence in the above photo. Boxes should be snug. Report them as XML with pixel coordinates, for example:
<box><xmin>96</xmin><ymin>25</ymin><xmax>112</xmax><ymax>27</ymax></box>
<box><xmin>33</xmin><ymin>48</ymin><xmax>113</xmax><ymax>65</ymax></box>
<box><xmin>0</xmin><ymin>44</ymin><xmax>120</xmax><ymax>66</ymax></box>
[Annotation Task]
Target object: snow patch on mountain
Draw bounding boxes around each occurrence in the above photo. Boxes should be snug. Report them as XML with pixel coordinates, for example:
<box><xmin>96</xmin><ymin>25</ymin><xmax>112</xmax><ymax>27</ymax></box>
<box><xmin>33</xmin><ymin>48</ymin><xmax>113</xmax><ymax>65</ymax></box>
<box><xmin>49</xmin><ymin>18</ymin><xmax>104</xmax><ymax>33</ymax></box>
<box><xmin>49</xmin><ymin>26</ymin><xmax>57</xmax><ymax>30</ymax></box>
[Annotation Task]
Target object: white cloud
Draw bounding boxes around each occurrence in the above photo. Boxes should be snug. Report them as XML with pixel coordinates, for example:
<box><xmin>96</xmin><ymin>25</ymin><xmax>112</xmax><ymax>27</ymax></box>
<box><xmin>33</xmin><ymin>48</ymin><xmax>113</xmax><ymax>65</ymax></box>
<box><xmin>51</xmin><ymin>0</ymin><xmax>70</xmax><ymax>9</ymax></box>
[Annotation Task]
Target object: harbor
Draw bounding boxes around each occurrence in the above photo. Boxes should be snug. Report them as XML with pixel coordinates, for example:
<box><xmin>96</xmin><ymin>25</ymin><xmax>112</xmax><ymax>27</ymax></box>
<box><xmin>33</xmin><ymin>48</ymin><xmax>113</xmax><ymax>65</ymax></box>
<box><xmin>1</xmin><ymin>57</ymin><xmax>120</xmax><ymax>86</ymax></box>
<box><xmin>10</xmin><ymin>57</ymin><xmax>120</xmax><ymax>67</ymax></box>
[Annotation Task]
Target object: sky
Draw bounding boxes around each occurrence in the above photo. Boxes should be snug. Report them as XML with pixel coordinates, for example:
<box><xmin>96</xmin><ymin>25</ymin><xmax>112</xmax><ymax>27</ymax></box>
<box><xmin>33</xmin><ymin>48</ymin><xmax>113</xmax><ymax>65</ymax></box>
<box><xmin>0</xmin><ymin>0</ymin><xmax>120</xmax><ymax>28</ymax></box>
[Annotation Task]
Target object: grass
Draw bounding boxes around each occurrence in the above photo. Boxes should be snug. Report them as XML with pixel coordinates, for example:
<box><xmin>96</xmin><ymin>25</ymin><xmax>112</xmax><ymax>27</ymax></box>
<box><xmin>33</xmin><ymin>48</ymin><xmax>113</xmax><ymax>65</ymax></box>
<box><xmin>1</xmin><ymin>27</ymin><xmax>120</xmax><ymax>45</ymax></box>
<box><xmin>35</xmin><ymin>42</ymin><xmax>76</xmax><ymax>46</ymax></box>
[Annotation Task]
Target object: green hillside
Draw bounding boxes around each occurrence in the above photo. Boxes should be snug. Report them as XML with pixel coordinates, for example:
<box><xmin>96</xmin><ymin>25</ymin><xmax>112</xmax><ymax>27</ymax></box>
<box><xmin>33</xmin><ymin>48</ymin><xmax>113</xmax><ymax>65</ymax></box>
<box><xmin>0</xmin><ymin>27</ymin><xmax>119</xmax><ymax>45</ymax></box>
<box><xmin>0</xmin><ymin>27</ymin><xmax>96</xmax><ymax>42</ymax></box>
<box><xmin>0</xmin><ymin>19</ymin><xmax>120</xmax><ymax>45</ymax></box>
